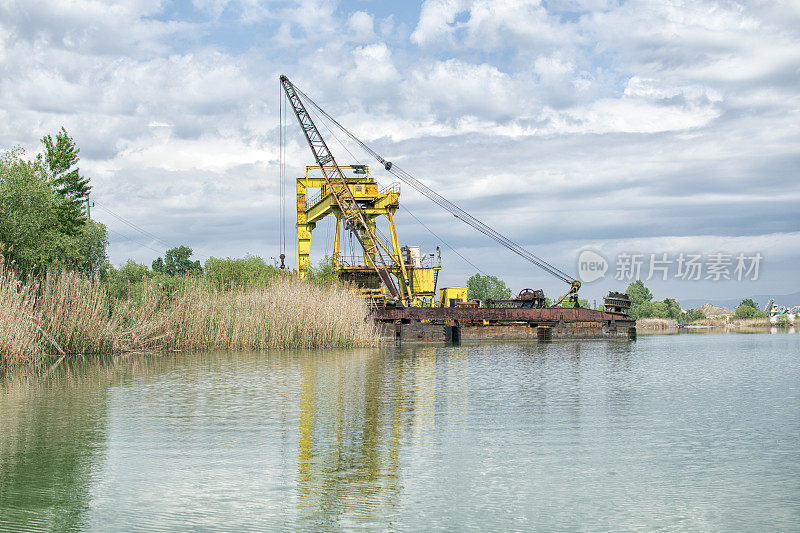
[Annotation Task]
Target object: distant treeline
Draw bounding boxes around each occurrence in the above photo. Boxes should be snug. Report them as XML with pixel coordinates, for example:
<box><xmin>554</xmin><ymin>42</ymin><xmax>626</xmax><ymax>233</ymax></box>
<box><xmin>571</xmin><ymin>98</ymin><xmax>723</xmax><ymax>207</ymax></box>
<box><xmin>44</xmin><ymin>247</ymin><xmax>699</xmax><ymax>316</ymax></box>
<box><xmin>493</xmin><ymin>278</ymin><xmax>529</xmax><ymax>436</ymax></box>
<box><xmin>625</xmin><ymin>280</ymin><xmax>766</xmax><ymax>321</ymax></box>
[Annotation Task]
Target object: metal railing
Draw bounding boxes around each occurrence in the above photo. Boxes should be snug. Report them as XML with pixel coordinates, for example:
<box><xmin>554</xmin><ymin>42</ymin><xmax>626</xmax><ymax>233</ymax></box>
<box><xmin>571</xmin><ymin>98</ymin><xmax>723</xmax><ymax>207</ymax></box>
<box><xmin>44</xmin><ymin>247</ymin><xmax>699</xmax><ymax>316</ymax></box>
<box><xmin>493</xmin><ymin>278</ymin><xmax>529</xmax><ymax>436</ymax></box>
<box><xmin>338</xmin><ymin>253</ymin><xmax>441</xmax><ymax>268</ymax></box>
<box><xmin>308</xmin><ymin>186</ymin><xmax>326</xmax><ymax>206</ymax></box>
<box><xmin>418</xmin><ymin>254</ymin><xmax>442</xmax><ymax>268</ymax></box>
<box><xmin>379</xmin><ymin>182</ymin><xmax>400</xmax><ymax>195</ymax></box>
<box><xmin>338</xmin><ymin>255</ymin><xmax>369</xmax><ymax>267</ymax></box>
<box><xmin>308</xmin><ymin>182</ymin><xmax>398</xmax><ymax>206</ymax></box>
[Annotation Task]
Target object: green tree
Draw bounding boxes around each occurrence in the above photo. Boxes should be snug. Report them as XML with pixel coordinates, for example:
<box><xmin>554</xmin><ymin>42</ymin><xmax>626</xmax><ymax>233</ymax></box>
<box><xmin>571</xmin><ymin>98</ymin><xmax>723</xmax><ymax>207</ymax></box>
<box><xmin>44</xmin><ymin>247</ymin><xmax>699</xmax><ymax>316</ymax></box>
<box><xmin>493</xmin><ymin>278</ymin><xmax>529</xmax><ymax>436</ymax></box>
<box><xmin>0</xmin><ymin>148</ymin><xmax>69</xmax><ymax>274</ymax></box>
<box><xmin>739</xmin><ymin>299</ymin><xmax>759</xmax><ymax>310</ymax></box>
<box><xmin>103</xmin><ymin>260</ymin><xmax>152</xmax><ymax>301</ymax></box>
<box><xmin>625</xmin><ymin>280</ymin><xmax>672</xmax><ymax>319</ymax></box>
<box><xmin>38</xmin><ymin>128</ymin><xmax>91</xmax><ymax>236</ymax></box>
<box><xmin>467</xmin><ymin>273</ymin><xmax>512</xmax><ymax>304</ymax></box>
<box><xmin>679</xmin><ymin>308</ymin><xmax>706</xmax><ymax>322</ymax></box>
<box><xmin>734</xmin><ymin>299</ymin><xmax>767</xmax><ymax>319</ymax></box>
<box><xmin>152</xmin><ymin>245</ymin><xmax>202</xmax><ymax>277</ymax></box>
<box><xmin>307</xmin><ymin>255</ymin><xmax>338</xmax><ymax>285</ymax></box>
<box><xmin>204</xmin><ymin>255</ymin><xmax>283</xmax><ymax>291</ymax></box>
<box><xmin>626</xmin><ymin>280</ymin><xmax>653</xmax><ymax>305</ymax></box>
<box><xmin>1</xmin><ymin>133</ymin><xmax>104</xmax><ymax>277</ymax></box>
<box><xmin>76</xmin><ymin>220</ymin><xmax>109</xmax><ymax>277</ymax></box>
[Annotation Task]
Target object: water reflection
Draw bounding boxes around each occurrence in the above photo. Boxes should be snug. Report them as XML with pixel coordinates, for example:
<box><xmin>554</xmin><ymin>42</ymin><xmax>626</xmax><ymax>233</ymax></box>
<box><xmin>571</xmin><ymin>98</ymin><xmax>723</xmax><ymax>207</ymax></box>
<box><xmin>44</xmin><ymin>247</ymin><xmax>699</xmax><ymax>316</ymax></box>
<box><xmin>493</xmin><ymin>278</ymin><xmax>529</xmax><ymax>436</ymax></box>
<box><xmin>1</xmin><ymin>336</ymin><xmax>798</xmax><ymax>531</ymax></box>
<box><xmin>294</xmin><ymin>349</ymin><xmax>401</xmax><ymax>528</ymax></box>
<box><xmin>293</xmin><ymin>345</ymin><xmax>471</xmax><ymax>528</ymax></box>
<box><xmin>0</xmin><ymin>356</ymin><xmax>167</xmax><ymax>531</ymax></box>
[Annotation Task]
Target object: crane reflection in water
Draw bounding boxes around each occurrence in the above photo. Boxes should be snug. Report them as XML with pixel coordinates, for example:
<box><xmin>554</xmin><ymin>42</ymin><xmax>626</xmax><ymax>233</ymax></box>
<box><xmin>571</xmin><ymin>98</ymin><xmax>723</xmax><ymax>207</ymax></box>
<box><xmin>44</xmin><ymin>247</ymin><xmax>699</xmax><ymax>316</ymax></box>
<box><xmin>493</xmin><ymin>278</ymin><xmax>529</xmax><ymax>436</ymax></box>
<box><xmin>294</xmin><ymin>345</ymin><xmax>470</xmax><ymax>527</ymax></box>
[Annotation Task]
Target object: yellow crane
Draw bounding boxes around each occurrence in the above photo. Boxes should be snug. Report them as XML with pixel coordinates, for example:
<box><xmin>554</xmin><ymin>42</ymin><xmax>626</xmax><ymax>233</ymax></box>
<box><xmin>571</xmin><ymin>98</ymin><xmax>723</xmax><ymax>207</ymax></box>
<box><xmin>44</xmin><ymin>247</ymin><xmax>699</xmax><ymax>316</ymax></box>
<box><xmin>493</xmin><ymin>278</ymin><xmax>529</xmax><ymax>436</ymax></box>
<box><xmin>295</xmin><ymin>164</ymin><xmax>440</xmax><ymax>306</ymax></box>
<box><xmin>280</xmin><ymin>75</ymin><xmax>581</xmax><ymax>308</ymax></box>
<box><xmin>281</xmin><ymin>75</ymin><xmax>440</xmax><ymax>307</ymax></box>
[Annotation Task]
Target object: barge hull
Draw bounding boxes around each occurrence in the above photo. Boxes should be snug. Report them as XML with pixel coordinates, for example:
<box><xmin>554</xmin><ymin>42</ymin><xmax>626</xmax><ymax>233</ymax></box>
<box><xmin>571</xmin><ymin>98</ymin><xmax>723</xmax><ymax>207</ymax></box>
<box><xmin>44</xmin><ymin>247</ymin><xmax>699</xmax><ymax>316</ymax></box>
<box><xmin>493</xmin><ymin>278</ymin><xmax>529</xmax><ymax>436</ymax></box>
<box><xmin>374</xmin><ymin>307</ymin><xmax>636</xmax><ymax>342</ymax></box>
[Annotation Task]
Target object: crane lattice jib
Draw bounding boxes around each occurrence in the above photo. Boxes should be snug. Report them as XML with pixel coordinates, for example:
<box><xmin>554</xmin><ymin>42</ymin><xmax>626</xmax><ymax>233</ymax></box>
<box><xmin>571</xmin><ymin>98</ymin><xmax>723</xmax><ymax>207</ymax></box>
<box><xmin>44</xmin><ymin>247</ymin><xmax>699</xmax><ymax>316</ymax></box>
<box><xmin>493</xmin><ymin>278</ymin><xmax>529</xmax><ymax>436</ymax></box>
<box><xmin>280</xmin><ymin>75</ymin><xmax>403</xmax><ymax>302</ymax></box>
<box><xmin>288</xmin><ymin>79</ymin><xmax>583</xmax><ymax>306</ymax></box>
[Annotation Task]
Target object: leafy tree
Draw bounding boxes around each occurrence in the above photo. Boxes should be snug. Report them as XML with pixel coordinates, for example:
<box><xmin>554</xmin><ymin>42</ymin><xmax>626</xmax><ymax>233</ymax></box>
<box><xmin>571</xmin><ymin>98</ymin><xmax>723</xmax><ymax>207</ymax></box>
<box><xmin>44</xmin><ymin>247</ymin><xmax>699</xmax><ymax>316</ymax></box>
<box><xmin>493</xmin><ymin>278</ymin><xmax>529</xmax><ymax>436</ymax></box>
<box><xmin>103</xmin><ymin>260</ymin><xmax>152</xmax><ymax>301</ymax></box>
<box><xmin>204</xmin><ymin>255</ymin><xmax>283</xmax><ymax>291</ymax></box>
<box><xmin>0</xmin><ymin>148</ymin><xmax>69</xmax><ymax>274</ymax></box>
<box><xmin>152</xmin><ymin>257</ymin><xmax>165</xmax><ymax>273</ymax></box>
<box><xmin>679</xmin><ymin>308</ymin><xmax>706</xmax><ymax>322</ymax></box>
<box><xmin>1</xmin><ymin>133</ymin><xmax>103</xmax><ymax>277</ymax></box>
<box><xmin>739</xmin><ymin>299</ymin><xmax>759</xmax><ymax>310</ymax></box>
<box><xmin>661</xmin><ymin>298</ymin><xmax>682</xmax><ymax>319</ymax></box>
<box><xmin>307</xmin><ymin>255</ymin><xmax>338</xmax><ymax>285</ymax></box>
<box><xmin>76</xmin><ymin>220</ymin><xmax>109</xmax><ymax>277</ymax></box>
<box><xmin>467</xmin><ymin>273</ymin><xmax>512</xmax><ymax>304</ymax></box>
<box><xmin>626</xmin><ymin>280</ymin><xmax>653</xmax><ymax>306</ymax></box>
<box><xmin>38</xmin><ymin>128</ymin><xmax>91</xmax><ymax>236</ymax></box>
<box><xmin>624</xmin><ymin>281</ymin><xmax>681</xmax><ymax>319</ymax></box>
<box><xmin>734</xmin><ymin>299</ymin><xmax>767</xmax><ymax>319</ymax></box>
<box><xmin>152</xmin><ymin>245</ymin><xmax>202</xmax><ymax>276</ymax></box>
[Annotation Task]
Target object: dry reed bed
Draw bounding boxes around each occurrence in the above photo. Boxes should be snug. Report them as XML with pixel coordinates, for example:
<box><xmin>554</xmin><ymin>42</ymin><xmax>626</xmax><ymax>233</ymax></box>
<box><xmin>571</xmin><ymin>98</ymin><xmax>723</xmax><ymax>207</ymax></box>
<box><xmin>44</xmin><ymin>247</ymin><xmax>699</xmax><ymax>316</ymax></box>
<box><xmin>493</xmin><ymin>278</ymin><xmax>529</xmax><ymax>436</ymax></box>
<box><xmin>1</xmin><ymin>268</ymin><xmax>378</xmax><ymax>370</ymax></box>
<box><xmin>693</xmin><ymin>318</ymin><xmax>728</xmax><ymax>327</ymax></box>
<box><xmin>635</xmin><ymin>318</ymin><xmax>677</xmax><ymax>330</ymax></box>
<box><xmin>693</xmin><ymin>317</ymin><xmax>772</xmax><ymax>328</ymax></box>
<box><xmin>151</xmin><ymin>277</ymin><xmax>377</xmax><ymax>351</ymax></box>
<box><xmin>729</xmin><ymin>317</ymin><xmax>772</xmax><ymax>328</ymax></box>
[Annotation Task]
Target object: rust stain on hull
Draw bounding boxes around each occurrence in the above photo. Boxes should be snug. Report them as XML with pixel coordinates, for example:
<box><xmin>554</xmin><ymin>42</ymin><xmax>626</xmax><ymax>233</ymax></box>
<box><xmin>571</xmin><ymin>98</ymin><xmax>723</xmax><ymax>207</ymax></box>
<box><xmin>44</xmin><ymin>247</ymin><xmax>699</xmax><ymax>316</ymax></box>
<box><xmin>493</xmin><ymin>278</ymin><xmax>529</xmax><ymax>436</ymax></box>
<box><xmin>373</xmin><ymin>306</ymin><xmax>634</xmax><ymax>326</ymax></box>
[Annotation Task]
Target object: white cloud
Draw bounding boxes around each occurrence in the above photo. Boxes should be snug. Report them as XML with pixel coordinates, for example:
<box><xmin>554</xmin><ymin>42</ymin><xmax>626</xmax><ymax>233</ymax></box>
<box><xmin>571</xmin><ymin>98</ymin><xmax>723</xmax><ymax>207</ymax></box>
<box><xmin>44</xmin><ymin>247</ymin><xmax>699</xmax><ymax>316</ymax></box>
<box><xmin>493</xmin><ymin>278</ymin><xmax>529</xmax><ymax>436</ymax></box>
<box><xmin>406</xmin><ymin>59</ymin><xmax>519</xmax><ymax>122</ymax></box>
<box><xmin>0</xmin><ymin>0</ymin><xmax>797</xmax><ymax>296</ymax></box>
<box><xmin>411</xmin><ymin>0</ymin><xmax>468</xmax><ymax>45</ymax></box>
<box><xmin>347</xmin><ymin>10</ymin><xmax>376</xmax><ymax>42</ymax></box>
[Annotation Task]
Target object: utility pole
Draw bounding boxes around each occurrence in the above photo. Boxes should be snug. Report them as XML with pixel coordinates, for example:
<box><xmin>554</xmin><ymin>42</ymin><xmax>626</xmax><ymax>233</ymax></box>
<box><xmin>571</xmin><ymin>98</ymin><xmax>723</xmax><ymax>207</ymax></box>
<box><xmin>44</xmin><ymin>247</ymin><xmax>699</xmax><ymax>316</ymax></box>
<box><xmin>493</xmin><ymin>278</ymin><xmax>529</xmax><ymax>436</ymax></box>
<box><xmin>86</xmin><ymin>193</ymin><xmax>94</xmax><ymax>281</ymax></box>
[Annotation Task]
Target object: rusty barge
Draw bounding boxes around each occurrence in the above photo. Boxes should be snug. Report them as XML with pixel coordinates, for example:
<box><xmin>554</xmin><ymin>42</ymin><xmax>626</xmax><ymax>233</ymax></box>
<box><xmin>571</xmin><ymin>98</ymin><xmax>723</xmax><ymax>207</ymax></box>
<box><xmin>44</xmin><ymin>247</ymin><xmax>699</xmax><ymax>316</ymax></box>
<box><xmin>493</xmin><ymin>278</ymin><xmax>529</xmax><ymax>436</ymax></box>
<box><xmin>374</xmin><ymin>293</ymin><xmax>636</xmax><ymax>343</ymax></box>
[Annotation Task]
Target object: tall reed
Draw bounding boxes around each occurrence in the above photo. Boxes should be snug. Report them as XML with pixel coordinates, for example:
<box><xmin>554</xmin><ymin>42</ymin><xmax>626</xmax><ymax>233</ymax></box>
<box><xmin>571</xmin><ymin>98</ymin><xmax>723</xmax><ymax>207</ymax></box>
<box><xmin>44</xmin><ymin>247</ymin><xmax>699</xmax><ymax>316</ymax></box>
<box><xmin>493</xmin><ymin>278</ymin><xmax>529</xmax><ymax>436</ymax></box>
<box><xmin>153</xmin><ymin>277</ymin><xmax>377</xmax><ymax>350</ymax></box>
<box><xmin>0</xmin><ymin>268</ymin><xmax>40</xmax><ymax>365</ymax></box>
<box><xmin>1</xmin><ymin>267</ymin><xmax>379</xmax><ymax>370</ymax></box>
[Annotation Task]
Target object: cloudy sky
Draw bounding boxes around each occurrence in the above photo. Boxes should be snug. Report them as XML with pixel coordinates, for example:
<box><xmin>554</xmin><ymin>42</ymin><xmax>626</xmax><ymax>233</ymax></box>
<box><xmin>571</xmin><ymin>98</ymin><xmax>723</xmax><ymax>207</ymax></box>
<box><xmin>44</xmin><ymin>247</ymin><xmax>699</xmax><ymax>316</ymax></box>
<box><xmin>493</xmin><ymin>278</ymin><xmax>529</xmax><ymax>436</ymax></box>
<box><xmin>1</xmin><ymin>0</ymin><xmax>798</xmax><ymax>304</ymax></box>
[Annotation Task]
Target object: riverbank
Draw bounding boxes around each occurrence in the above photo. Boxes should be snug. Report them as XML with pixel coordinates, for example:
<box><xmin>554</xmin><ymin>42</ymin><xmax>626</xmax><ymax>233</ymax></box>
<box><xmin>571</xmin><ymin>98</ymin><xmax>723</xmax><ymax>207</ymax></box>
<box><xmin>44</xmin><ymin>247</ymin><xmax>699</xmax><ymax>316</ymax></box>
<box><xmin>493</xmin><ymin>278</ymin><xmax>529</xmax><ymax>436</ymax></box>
<box><xmin>1</xmin><ymin>268</ymin><xmax>378</xmax><ymax>370</ymax></box>
<box><xmin>636</xmin><ymin>316</ymin><xmax>783</xmax><ymax>334</ymax></box>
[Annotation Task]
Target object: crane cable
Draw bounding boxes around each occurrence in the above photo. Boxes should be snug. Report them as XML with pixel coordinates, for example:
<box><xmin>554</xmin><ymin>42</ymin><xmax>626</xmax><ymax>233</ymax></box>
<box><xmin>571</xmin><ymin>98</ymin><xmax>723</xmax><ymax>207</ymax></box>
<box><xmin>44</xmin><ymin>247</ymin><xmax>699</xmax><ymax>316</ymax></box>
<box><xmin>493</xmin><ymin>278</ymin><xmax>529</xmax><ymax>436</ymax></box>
<box><xmin>278</xmin><ymin>82</ymin><xmax>287</xmax><ymax>268</ymax></box>
<box><xmin>292</xmin><ymin>85</ymin><xmax>576</xmax><ymax>285</ymax></box>
<box><xmin>306</xmin><ymin>116</ymin><xmax>486</xmax><ymax>277</ymax></box>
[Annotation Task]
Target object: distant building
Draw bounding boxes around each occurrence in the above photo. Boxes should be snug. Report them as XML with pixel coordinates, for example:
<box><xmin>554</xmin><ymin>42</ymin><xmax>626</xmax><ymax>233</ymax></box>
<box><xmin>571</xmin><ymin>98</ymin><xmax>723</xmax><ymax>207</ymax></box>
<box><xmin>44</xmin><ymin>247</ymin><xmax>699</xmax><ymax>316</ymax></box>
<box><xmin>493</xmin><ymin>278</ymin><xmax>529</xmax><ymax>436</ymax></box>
<box><xmin>766</xmin><ymin>300</ymin><xmax>798</xmax><ymax>324</ymax></box>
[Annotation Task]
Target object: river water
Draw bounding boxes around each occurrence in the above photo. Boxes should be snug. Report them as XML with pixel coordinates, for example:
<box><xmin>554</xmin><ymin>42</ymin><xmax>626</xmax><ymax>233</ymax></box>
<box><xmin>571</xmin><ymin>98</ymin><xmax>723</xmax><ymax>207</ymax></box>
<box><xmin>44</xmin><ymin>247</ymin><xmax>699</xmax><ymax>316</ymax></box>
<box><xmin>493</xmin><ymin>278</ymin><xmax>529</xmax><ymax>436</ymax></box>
<box><xmin>1</xmin><ymin>333</ymin><xmax>798</xmax><ymax>531</ymax></box>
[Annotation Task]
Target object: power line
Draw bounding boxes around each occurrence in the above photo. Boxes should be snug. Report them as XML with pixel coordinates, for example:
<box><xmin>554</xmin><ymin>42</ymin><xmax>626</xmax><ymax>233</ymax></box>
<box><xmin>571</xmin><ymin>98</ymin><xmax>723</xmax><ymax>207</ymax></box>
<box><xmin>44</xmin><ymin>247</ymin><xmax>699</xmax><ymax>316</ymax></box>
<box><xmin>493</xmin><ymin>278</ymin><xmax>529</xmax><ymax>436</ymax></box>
<box><xmin>104</xmin><ymin>227</ymin><xmax>165</xmax><ymax>257</ymax></box>
<box><xmin>95</xmin><ymin>202</ymin><xmax>168</xmax><ymax>247</ymax></box>
<box><xmin>94</xmin><ymin>201</ymin><xmax>211</xmax><ymax>261</ymax></box>
<box><xmin>399</xmin><ymin>204</ymin><xmax>486</xmax><ymax>275</ymax></box>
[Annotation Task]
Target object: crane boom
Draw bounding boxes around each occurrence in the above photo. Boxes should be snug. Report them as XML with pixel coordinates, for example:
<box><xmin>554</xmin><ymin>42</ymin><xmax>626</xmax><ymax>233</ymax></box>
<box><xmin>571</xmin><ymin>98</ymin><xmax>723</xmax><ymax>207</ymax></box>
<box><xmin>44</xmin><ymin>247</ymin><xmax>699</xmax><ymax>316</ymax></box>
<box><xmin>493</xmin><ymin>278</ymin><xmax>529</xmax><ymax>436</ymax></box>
<box><xmin>280</xmin><ymin>75</ymin><xmax>403</xmax><ymax>302</ymax></box>
<box><xmin>290</xmin><ymin>83</ymin><xmax>582</xmax><ymax>305</ymax></box>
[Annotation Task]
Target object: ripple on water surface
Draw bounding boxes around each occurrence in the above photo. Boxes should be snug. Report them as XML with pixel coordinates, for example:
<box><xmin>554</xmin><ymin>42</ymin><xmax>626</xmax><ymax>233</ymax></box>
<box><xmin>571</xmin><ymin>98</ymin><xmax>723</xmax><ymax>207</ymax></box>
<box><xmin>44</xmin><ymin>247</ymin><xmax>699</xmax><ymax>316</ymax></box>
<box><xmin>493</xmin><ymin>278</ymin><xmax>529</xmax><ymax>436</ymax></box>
<box><xmin>1</xmin><ymin>334</ymin><xmax>799</xmax><ymax>531</ymax></box>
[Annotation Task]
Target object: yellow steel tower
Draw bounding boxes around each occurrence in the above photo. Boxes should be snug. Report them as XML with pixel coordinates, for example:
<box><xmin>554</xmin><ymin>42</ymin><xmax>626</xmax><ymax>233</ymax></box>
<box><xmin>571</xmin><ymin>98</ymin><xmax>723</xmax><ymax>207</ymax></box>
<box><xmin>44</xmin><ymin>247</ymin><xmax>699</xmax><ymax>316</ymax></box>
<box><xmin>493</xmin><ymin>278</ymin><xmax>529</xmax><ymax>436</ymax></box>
<box><xmin>296</xmin><ymin>164</ymin><xmax>440</xmax><ymax>306</ymax></box>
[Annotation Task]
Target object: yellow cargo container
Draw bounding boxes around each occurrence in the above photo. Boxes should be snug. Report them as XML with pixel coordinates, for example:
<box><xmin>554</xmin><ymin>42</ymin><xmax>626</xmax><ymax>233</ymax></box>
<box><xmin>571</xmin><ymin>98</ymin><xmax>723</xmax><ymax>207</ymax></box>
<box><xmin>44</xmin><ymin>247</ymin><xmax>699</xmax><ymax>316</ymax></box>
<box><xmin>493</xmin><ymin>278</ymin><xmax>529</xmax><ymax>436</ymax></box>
<box><xmin>439</xmin><ymin>286</ymin><xmax>468</xmax><ymax>308</ymax></box>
